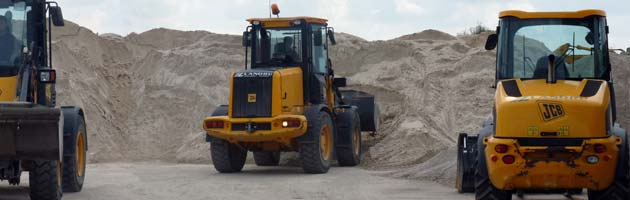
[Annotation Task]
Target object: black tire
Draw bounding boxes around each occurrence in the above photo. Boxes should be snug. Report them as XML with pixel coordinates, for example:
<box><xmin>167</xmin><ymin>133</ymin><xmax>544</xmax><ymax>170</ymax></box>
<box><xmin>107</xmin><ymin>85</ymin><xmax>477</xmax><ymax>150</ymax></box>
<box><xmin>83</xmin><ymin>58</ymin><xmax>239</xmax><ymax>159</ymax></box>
<box><xmin>587</xmin><ymin>133</ymin><xmax>629</xmax><ymax>200</ymax></box>
<box><xmin>211</xmin><ymin>139</ymin><xmax>247</xmax><ymax>173</ymax></box>
<box><xmin>335</xmin><ymin>108</ymin><xmax>362</xmax><ymax>166</ymax></box>
<box><xmin>62</xmin><ymin>117</ymin><xmax>87</xmax><ymax>192</ymax></box>
<box><xmin>456</xmin><ymin>133</ymin><xmax>475</xmax><ymax>193</ymax></box>
<box><xmin>253</xmin><ymin>151</ymin><xmax>281</xmax><ymax>166</ymax></box>
<box><xmin>474</xmin><ymin>144</ymin><xmax>512</xmax><ymax>200</ymax></box>
<box><xmin>29</xmin><ymin>161</ymin><xmax>62</xmax><ymax>200</ymax></box>
<box><xmin>300</xmin><ymin>110</ymin><xmax>334</xmax><ymax>174</ymax></box>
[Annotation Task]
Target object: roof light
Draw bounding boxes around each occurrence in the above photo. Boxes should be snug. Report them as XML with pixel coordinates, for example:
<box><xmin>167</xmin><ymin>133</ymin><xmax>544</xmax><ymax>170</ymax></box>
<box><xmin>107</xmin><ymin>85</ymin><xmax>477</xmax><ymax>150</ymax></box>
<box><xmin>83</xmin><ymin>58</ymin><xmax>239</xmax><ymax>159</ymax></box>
<box><xmin>271</xmin><ymin>3</ymin><xmax>280</xmax><ymax>15</ymax></box>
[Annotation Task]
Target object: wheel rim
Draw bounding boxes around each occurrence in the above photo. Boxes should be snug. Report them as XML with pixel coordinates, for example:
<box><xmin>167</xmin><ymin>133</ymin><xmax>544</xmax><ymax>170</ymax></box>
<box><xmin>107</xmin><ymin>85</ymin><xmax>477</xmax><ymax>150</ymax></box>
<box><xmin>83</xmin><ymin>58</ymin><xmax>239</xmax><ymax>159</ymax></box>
<box><xmin>56</xmin><ymin>161</ymin><xmax>62</xmax><ymax>186</ymax></box>
<box><xmin>76</xmin><ymin>131</ymin><xmax>86</xmax><ymax>177</ymax></box>
<box><xmin>320</xmin><ymin>124</ymin><xmax>332</xmax><ymax>161</ymax></box>
<box><xmin>353</xmin><ymin>126</ymin><xmax>360</xmax><ymax>156</ymax></box>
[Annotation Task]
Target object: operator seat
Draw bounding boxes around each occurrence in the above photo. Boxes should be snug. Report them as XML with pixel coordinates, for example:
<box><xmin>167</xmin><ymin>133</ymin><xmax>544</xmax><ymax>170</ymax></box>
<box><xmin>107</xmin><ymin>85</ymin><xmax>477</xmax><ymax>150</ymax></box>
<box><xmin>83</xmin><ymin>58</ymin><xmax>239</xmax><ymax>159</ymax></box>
<box><xmin>533</xmin><ymin>55</ymin><xmax>569</xmax><ymax>80</ymax></box>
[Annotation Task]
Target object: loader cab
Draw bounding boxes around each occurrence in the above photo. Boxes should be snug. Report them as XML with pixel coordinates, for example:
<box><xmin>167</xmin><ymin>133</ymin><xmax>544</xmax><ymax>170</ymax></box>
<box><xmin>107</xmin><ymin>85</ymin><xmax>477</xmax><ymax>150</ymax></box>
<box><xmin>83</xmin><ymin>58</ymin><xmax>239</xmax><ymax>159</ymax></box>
<box><xmin>486</xmin><ymin>10</ymin><xmax>611</xmax><ymax>82</ymax></box>
<box><xmin>485</xmin><ymin>10</ymin><xmax>619</xmax><ymax>122</ymax></box>
<box><xmin>0</xmin><ymin>0</ymin><xmax>64</xmax><ymax>102</ymax></box>
<box><xmin>243</xmin><ymin>16</ymin><xmax>337</xmax><ymax>105</ymax></box>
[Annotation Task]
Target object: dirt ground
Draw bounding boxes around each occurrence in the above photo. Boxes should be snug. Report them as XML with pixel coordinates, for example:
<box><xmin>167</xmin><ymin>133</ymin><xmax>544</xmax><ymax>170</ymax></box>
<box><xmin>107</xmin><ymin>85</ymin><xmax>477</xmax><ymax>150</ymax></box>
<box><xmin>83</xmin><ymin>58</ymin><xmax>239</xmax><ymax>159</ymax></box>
<box><xmin>0</xmin><ymin>163</ymin><xmax>586</xmax><ymax>200</ymax></box>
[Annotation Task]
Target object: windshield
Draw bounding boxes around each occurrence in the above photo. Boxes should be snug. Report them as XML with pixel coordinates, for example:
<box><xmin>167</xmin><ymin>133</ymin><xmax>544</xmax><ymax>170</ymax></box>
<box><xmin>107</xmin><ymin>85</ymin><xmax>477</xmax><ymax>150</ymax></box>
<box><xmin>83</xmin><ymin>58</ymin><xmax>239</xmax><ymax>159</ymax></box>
<box><xmin>498</xmin><ymin>17</ymin><xmax>608</xmax><ymax>80</ymax></box>
<box><xmin>252</xmin><ymin>27</ymin><xmax>303</xmax><ymax>68</ymax></box>
<box><xmin>0</xmin><ymin>0</ymin><xmax>29</xmax><ymax>76</ymax></box>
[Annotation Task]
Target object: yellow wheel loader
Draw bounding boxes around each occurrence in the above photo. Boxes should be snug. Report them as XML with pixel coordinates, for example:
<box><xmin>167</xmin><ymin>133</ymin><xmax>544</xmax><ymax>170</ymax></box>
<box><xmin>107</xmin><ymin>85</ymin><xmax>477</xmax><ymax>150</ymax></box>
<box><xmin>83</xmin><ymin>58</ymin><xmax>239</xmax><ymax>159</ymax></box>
<box><xmin>456</xmin><ymin>10</ymin><xmax>629</xmax><ymax>200</ymax></box>
<box><xmin>203</xmin><ymin>5</ymin><xmax>379</xmax><ymax>174</ymax></box>
<box><xmin>0</xmin><ymin>1</ymin><xmax>87</xmax><ymax>199</ymax></box>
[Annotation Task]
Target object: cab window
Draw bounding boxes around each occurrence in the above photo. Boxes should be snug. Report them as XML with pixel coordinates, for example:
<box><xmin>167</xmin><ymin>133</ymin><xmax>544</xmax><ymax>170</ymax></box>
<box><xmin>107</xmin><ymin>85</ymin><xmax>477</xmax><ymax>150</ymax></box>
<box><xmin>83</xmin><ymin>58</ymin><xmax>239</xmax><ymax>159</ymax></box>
<box><xmin>311</xmin><ymin>25</ymin><xmax>327</xmax><ymax>74</ymax></box>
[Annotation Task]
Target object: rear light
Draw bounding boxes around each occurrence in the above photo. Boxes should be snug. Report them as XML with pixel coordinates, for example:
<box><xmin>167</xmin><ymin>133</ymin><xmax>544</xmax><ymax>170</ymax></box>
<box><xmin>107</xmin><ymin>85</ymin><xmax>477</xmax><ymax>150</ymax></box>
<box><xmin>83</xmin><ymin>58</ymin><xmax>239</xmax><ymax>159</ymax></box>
<box><xmin>494</xmin><ymin>144</ymin><xmax>508</xmax><ymax>153</ymax></box>
<box><xmin>491</xmin><ymin>155</ymin><xmax>498</xmax><ymax>162</ymax></box>
<box><xmin>282</xmin><ymin>119</ymin><xmax>301</xmax><ymax>128</ymax></box>
<box><xmin>205</xmin><ymin>121</ymin><xmax>224</xmax><ymax>129</ymax></box>
<box><xmin>502</xmin><ymin>155</ymin><xmax>516</xmax><ymax>164</ymax></box>
<box><xmin>594</xmin><ymin>144</ymin><xmax>606</xmax><ymax>153</ymax></box>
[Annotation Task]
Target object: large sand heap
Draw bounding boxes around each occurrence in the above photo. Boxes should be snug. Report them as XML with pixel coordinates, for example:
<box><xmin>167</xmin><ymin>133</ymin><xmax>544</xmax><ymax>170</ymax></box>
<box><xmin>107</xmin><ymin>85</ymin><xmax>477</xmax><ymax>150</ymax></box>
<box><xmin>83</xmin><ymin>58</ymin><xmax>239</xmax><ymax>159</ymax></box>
<box><xmin>52</xmin><ymin>23</ymin><xmax>630</xmax><ymax>186</ymax></box>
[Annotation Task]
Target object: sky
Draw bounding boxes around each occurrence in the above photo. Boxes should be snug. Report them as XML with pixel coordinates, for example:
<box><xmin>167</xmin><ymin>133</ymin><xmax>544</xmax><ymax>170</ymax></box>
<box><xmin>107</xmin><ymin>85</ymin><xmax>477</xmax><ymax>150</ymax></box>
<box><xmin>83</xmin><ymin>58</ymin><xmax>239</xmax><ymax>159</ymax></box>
<box><xmin>59</xmin><ymin>0</ymin><xmax>630</xmax><ymax>49</ymax></box>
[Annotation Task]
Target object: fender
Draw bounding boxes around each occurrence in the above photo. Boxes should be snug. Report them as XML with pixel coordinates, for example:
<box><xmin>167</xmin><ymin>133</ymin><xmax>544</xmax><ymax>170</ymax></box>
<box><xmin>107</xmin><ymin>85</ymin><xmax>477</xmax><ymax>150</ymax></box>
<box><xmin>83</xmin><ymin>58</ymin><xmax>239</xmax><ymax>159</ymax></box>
<box><xmin>476</xmin><ymin>120</ymin><xmax>495</xmax><ymax>178</ymax></box>
<box><xmin>612</xmin><ymin>123</ymin><xmax>628</xmax><ymax>179</ymax></box>
<box><xmin>61</xmin><ymin>106</ymin><xmax>87</xmax><ymax>157</ymax></box>
<box><xmin>334</xmin><ymin>106</ymin><xmax>358</xmax><ymax>147</ymax></box>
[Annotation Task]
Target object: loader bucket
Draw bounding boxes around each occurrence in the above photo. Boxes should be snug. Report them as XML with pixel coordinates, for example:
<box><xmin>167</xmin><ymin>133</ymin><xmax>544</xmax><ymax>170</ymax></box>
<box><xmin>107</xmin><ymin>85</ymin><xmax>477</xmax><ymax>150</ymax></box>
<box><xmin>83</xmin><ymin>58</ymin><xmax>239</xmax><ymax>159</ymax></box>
<box><xmin>0</xmin><ymin>103</ymin><xmax>62</xmax><ymax>161</ymax></box>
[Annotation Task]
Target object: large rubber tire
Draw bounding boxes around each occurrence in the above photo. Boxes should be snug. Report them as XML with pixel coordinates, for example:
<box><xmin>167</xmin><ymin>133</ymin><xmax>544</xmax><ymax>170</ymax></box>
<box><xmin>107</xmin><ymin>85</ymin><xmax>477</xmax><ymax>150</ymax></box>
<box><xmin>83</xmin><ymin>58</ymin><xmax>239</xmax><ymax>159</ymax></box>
<box><xmin>475</xmin><ymin>144</ymin><xmax>512</xmax><ymax>200</ymax></box>
<box><xmin>456</xmin><ymin>133</ymin><xmax>475</xmax><ymax>193</ymax></box>
<box><xmin>253</xmin><ymin>151</ymin><xmax>281</xmax><ymax>166</ymax></box>
<box><xmin>62</xmin><ymin>117</ymin><xmax>87</xmax><ymax>192</ymax></box>
<box><xmin>300</xmin><ymin>110</ymin><xmax>334</xmax><ymax>174</ymax></box>
<box><xmin>335</xmin><ymin>108</ymin><xmax>362</xmax><ymax>166</ymax></box>
<box><xmin>211</xmin><ymin>139</ymin><xmax>247</xmax><ymax>173</ymax></box>
<box><xmin>587</xmin><ymin>133</ymin><xmax>630</xmax><ymax>200</ymax></box>
<box><xmin>29</xmin><ymin>160</ymin><xmax>62</xmax><ymax>200</ymax></box>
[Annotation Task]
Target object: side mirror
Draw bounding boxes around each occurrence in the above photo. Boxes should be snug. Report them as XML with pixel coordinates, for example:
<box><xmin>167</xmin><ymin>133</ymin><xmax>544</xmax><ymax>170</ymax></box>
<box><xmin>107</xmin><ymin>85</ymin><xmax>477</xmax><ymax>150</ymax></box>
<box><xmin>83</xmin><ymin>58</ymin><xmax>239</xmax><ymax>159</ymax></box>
<box><xmin>485</xmin><ymin>34</ymin><xmax>498</xmax><ymax>50</ymax></box>
<box><xmin>327</xmin><ymin>29</ymin><xmax>337</xmax><ymax>45</ymax></box>
<box><xmin>242</xmin><ymin>31</ymin><xmax>251</xmax><ymax>47</ymax></box>
<box><xmin>333</xmin><ymin>77</ymin><xmax>346</xmax><ymax>88</ymax></box>
<box><xmin>314</xmin><ymin>29</ymin><xmax>323</xmax><ymax>46</ymax></box>
<box><xmin>49</xmin><ymin>6</ymin><xmax>64</xmax><ymax>26</ymax></box>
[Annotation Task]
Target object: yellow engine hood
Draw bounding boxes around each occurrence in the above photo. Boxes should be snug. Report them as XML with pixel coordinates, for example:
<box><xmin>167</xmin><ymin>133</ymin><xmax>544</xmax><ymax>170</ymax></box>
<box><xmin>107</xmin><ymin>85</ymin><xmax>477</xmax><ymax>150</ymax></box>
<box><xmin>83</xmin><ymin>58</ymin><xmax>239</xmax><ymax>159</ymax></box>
<box><xmin>0</xmin><ymin>76</ymin><xmax>17</xmax><ymax>102</ymax></box>
<box><xmin>495</xmin><ymin>79</ymin><xmax>610</xmax><ymax>138</ymax></box>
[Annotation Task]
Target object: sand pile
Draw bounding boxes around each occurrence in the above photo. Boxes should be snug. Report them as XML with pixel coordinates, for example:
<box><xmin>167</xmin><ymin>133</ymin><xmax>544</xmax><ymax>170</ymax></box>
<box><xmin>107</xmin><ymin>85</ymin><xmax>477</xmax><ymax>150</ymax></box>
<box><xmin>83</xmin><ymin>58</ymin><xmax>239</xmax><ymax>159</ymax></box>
<box><xmin>52</xmin><ymin>22</ymin><xmax>630</xmax><ymax>186</ymax></box>
<box><xmin>53</xmin><ymin>22</ymin><xmax>244</xmax><ymax>162</ymax></box>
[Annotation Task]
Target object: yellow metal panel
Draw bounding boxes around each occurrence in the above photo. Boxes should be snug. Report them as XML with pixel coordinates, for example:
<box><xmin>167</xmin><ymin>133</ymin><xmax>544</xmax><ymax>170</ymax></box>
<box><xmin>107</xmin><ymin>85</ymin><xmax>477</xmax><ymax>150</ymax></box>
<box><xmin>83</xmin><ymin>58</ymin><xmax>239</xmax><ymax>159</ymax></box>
<box><xmin>325</xmin><ymin>76</ymin><xmax>334</xmax><ymax>109</ymax></box>
<box><xmin>484</xmin><ymin>136</ymin><xmax>620</xmax><ymax>190</ymax></box>
<box><xmin>495</xmin><ymin>79</ymin><xmax>609</xmax><ymax>138</ymax></box>
<box><xmin>0</xmin><ymin>76</ymin><xmax>17</xmax><ymax>102</ymax></box>
<box><xmin>247</xmin><ymin>16</ymin><xmax>328</xmax><ymax>26</ymax></box>
<box><xmin>204</xmin><ymin>115</ymin><xmax>308</xmax><ymax>145</ymax></box>
<box><xmin>500</xmin><ymin>9</ymin><xmax>606</xmax><ymax>19</ymax></box>
<box><xmin>277</xmin><ymin>67</ymin><xmax>304</xmax><ymax>115</ymax></box>
<box><xmin>263</xmin><ymin>21</ymin><xmax>292</xmax><ymax>28</ymax></box>
<box><xmin>228</xmin><ymin>72</ymin><xmax>235</xmax><ymax>118</ymax></box>
<box><xmin>272</xmin><ymin>71</ymin><xmax>282</xmax><ymax>116</ymax></box>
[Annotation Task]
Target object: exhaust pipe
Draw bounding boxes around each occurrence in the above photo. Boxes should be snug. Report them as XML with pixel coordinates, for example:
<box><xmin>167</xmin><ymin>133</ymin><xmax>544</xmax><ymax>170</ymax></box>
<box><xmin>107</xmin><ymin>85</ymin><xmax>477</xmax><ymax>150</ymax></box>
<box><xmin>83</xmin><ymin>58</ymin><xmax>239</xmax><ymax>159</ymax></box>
<box><xmin>547</xmin><ymin>55</ymin><xmax>556</xmax><ymax>84</ymax></box>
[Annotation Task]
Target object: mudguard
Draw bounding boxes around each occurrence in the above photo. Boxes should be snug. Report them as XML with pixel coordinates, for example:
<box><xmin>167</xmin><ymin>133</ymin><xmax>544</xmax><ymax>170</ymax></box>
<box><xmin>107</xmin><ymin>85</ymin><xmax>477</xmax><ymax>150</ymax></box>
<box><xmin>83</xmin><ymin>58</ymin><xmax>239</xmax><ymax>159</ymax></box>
<box><xmin>612</xmin><ymin>123</ymin><xmax>628</xmax><ymax>179</ymax></box>
<box><xmin>340</xmin><ymin>90</ymin><xmax>379</xmax><ymax>132</ymax></box>
<box><xmin>456</xmin><ymin>133</ymin><xmax>478</xmax><ymax>193</ymax></box>
<box><xmin>475</xmin><ymin>120</ymin><xmax>495</xmax><ymax>178</ymax></box>
<box><xmin>334</xmin><ymin>106</ymin><xmax>359</xmax><ymax>147</ymax></box>
<box><xmin>0</xmin><ymin>102</ymin><xmax>62</xmax><ymax>161</ymax></box>
<box><xmin>61</xmin><ymin>106</ymin><xmax>87</xmax><ymax>157</ymax></box>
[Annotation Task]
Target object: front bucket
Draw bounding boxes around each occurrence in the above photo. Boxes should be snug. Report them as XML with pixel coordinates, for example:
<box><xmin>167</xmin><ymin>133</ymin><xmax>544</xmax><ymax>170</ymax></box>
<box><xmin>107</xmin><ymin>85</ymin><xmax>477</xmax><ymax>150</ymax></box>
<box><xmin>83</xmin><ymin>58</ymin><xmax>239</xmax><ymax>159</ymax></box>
<box><xmin>0</xmin><ymin>103</ymin><xmax>62</xmax><ymax>161</ymax></box>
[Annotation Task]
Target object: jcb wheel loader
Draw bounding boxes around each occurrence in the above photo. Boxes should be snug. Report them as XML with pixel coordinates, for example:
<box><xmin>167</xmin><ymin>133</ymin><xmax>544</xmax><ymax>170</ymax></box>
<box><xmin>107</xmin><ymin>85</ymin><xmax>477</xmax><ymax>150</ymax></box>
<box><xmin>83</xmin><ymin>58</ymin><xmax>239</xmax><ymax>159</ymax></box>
<box><xmin>456</xmin><ymin>10</ymin><xmax>629</xmax><ymax>200</ymax></box>
<box><xmin>0</xmin><ymin>1</ymin><xmax>87</xmax><ymax>199</ymax></box>
<box><xmin>203</xmin><ymin>5</ymin><xmax>379</xmax><ymax>174</ymax></box>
